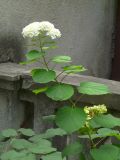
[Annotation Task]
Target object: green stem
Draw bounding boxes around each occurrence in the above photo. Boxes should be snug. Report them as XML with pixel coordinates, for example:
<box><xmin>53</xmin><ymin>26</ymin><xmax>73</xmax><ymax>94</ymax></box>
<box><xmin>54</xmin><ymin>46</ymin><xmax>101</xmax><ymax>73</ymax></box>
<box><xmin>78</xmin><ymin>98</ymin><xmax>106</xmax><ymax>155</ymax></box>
<box><xmin>87</xmin><ymin>131</ymin><xmax>95</xmax><ymax>148</ymax></box>
<box><xmin>55</xmin><ymin>71</ymin><xmax>65</xmax><ymax>81</ymax></box>
<box><xmin>60</xmin><ymin>73</ymin><xmax>71</xmax><ymax>83</ymax></box>
<box><xmin>39</xmin><ymin>36</ymin><xmax>49</xmax><ymax>70</ymax></box>
<box><xmin>39</xmin><ymin>36</ymin><xmax>75</xmax><ymax>107</ymax></box>
<box><xmin>42</xmin><ymin>55</ymin><xmax>49</xmax><ymax>70</ymax></box>
<box><xmin>85</xmin><ymin>124</ymin><xmax>95</xmax><ymax>149</ymax></box>
<box><xmin>74</xmin><ymin>94</ymin><xmax>84</xmax><ymax>106</ymax></box>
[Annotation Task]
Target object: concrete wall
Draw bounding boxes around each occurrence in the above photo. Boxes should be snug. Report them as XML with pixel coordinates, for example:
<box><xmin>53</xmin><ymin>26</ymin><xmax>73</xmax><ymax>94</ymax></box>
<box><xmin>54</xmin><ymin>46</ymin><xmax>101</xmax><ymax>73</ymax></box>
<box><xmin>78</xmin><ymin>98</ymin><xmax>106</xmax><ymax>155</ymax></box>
<box><xmin>0</xmin><ymin>0</ymin><xmax>116</xmax><ymax>78</ymax></box>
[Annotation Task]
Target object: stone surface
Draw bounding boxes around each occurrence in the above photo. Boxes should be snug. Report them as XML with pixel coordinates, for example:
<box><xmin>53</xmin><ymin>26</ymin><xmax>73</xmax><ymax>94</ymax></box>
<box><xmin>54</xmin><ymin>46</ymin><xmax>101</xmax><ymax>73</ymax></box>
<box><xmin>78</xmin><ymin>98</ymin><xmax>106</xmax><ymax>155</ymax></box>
<box><xmin>0</xmin><ymin>0</ymin><xmax>116</xmax><ymax>78</ymax></box>
<box><xmin>0</xmin><ymin>89</ymin><xmax>24</xmax><ymax>130</ymax></box>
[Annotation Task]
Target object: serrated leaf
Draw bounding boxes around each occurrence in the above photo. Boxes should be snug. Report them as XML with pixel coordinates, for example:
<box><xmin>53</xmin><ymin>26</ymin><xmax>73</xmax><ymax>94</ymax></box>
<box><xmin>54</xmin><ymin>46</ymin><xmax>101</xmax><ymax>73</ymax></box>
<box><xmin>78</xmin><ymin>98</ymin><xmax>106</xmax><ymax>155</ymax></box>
<box><xmin>45</xmin><ymin>84</ymin><xmax>74</xmax><ymax>101</ymax></box>
<box><xmin>90</xmin><ymin>144</ymin><xmax>119</xmax><ymax>160</ymax></box>
<box><xmin>40</xmin><ymin>128</ymin><xmax>67</xmax><ymax>139</ymax></box>
<box><xmin>1</xmin><ymin>150</ymin><xmax>26</xmax><ymax>160</ymax></box>
<box><xmin>42</xmin><ymin>152</ymin><xmax>62</xmax><ymax>160</ymax></box>
<box><xmin>52</xmin><ymin>56</ymin><xmax>72</xmax><ymax>63</ymax></box>
<box><xmin>32</xmin><ymin>87</ymin><xmax>48</xmax><ymax>94</ymax></box>
<box><xmin>78</xmin><ymin>134</ymin><xmax>102</xmax><ymax>140</ymax></box>
<box><xmin>28</xmin><ymin>144</ymin><xmax>56</xmax><ymax>154</ymax></box>
<box><xmin>79</xmin><ymin>128</ymin><xmax>120</xmax><ymax>140</ymax></box>
<box><xmin>26</xmin><ymin>50</ymin><xmax>44</xmax><ymax>61</ymax></box>
<box><xmin>18</xmin><ymin>128</ymin><xmax>35</xmax><ymax>136</ymax></box>
<box><xmin>2</xmin><ymin>129</ymin><xmax>17</xmax><ymax>138</ymax></box>
<box><xmin>63</xmin><ymin>65</ymin><xmax>86</xmax><ymax>73</ymax></box>
<box><xmin>90</xmin><ymin>114</ymin><xmax>120</xmax><ymax>128</ymax></box>
<box><xmin>16</xmin><ymin>153</ymin><xmax>36</xmax><ymax>160</ymax></box>
<box><xmin>28</xmin><ymin>137</ymin><xmax>55</xmax><ymax>154</ymax></box>
<box><xmin>62</xmin><ymin>141</ymin><xmax>83</xmax><ymax>157</ymax></box>
<box><xmin>97</xmin><ymin>128</ymin><xmax>119</xmax><ymax>137</ymax></box>
<box><xmin>29</xmin><ymin>137</ymin><xmax>51</xmax><ymax>146</ymax></box>
<box><xmin>55</xmin><ymin>106</ymin><xmax>87</xmax><ymax>133</ymax></box>
<box><xmin>11</xmin><ymin>139</ymin><xmax>32</xmax><ymax>150</ymax></box>
<box><xmin>78</xmin><ymin>82</ymin><xmax>110</xmax><ymax>95</ymax></box>
<box><xmin>31</xmin><ymin>69</ymin><xmax>56</xmax><ymax>83</ymax></box>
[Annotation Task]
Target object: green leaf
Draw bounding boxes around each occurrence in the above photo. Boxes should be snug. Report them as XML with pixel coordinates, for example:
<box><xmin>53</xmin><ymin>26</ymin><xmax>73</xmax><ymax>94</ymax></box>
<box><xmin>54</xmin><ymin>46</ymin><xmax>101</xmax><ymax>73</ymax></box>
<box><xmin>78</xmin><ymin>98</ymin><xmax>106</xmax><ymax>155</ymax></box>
<box><xmin>31</xmin><ymin>69</ymin><xmax>56</xmax><ymax>83</ymax></box>
<box><xmin>26</xmin><ymin>50</ymin><xmax>43</xmax><ymax>61</ymax></box>
<box><xmin>2</xmin><ymin>129</ymin><xmax>17</xmax><ymax>138</ymax></box>
<box><xmin>52</xmin><ymin>56</ymin><xmax>72</xmax><ymax>63</ymax></box>
<box><xmin>32</xmin><ymin>87</ymin><xmax>48</xmax><ymax>94</ymax></box>
<box><xmin>11</xmin><ymin>139</ymin><xmax>32</xmax><ymax>150</ymax></box>
<box><xmin>97</xmin><ymin>128</ymin><xmax>119</xmax><ymax>137</ymax></box>
<box><xmin>62</xmin><ymin>141</ymin><xmax>83</xmax><ymax>157</ymax></box>
<box><xmin>16</xmin><ymin>154</ymin><xmax>36</xmax><ymax>160</ymax></box>
<box><xmin>28</xmin><ymin>144</ymin><xmax>56</xmax><ymax>154</ymax></box>
<box><xmin>42</xmin><ymin>152</ymin><xmax>63</xmax><ymax>160</ymax></box>
<box><xmin>78</xmin><ymin>134</ymin><xmax>102</xmax><ymax>140</ymax></box>
<box><xmin>45</xmin><ymin>84</ymin><xmax>74</xmax><ymax>101</ymax></box>
<box><xmin>42</xmin><ymin>115</ymin><xmax>56</xmax><ymax>122</ymax></box>
<box><xmin>79</xmin><ymin>128</ymin><xmax>120</xmax><ymax>140</ymax></box>
<box><xmin>1</xmin><ymin>150</ymin><xmax>26</xmax><ymax>160</ymax></box>
<box><xmin>90</xmin><ymin>144</ymin><xmax>119</xmax><ymax>160</ymax></box>
<box><xmin>29</xmin><ymin>137</ymin><xmax>51</xmax><ymax>146</ymax></box>
<box><xmin>28</xmin><ymin>137</ymin><xmax>56</xmax><ymax>154</ymax></box>
<box><xmin>40</xmin><ymin>128</ymin><xmax>67</xmax><ymax>139</ymax></box>
<box><xmin>55</xmin><ymin>106</ymin><xmax>87</xmax><ymax>133</ymax></box>
<box><xmin>90</xmin><ymin>114</ymin><xmax>120</xmax><ymax>128</ymax></box>
<box><xmin>43</xmin><ymin>45</ymin><xmax>58</xmax><ymax>50</ymax></box>
<box><xmin>79</xmin><ymin>153</ymin><xmax>86</xmax><ymax>160</ymax></box>
<box><xmin>0</xmin><ymin>133</ymin><xmax>5</xmax><ymax>141</ymax></box>
<box><xmin>18</xmin><ymin>128</ymin><xmax>35</xmax><ymax>136</ymax></box>
<box><xmin>19</xmin><ymin>60</ymin><xmax>36</xmax><ymax>65</ymax></box>
<box><xmin>78</xmin><ymin>82</ymin><xmax>110</xmax><ymax>95</ymax></box>
<box><xmin>63</xmin><ymin>65</ymin><xmax>86</xmax><ymax>73</ymax></box>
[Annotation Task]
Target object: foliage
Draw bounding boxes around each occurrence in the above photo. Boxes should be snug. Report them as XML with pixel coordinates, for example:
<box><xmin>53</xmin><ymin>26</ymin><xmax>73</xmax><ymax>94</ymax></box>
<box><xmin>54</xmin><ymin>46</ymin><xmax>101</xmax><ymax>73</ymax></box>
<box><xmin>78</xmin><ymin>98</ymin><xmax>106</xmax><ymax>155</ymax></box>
<box><xmin>1</xmin><ymin>21</ymin><xmax>119</xmax><ymax>160</ymax></box>
<box><xmin>0</xmin><ymin>128</ymin><xmax>64</xmax><ymax>160</ymax></box>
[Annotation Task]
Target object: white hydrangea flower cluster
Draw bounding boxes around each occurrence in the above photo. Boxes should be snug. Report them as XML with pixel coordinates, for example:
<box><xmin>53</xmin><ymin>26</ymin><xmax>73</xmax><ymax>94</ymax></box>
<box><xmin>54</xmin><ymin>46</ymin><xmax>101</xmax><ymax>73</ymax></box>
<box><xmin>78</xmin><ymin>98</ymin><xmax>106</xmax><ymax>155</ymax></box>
<box><xmin>84</xmin><ymin>104</ymin><xmax>107</xmax><ymax>120</ymax></box>
<box><xmin>22</xmin><ymin>21</ymin><xmax>61</xmax><ymax>39</ymax></box>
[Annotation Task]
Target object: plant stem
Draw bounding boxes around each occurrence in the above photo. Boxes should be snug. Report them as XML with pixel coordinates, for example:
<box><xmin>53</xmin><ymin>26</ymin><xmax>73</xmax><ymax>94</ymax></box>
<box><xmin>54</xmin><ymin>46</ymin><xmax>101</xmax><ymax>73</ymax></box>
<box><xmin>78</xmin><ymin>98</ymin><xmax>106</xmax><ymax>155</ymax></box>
<box><xmin>60</xmin><ymin>73</ymin><xmax>71</xmax><ymax>83</ymax></box>
<box><xmin>39</xmin><ymin>36</ymin><xmax>49</xmax><ymax>70</ymax></box>
<box><xmin>87</xmin><ymin>131</ymin><xmax>95</xmax><ymax>148</ymax></box>
<box><xmin>55</xmin><ymin>71</ymin><xmax>65</xmax><ymax>80</ymax></box>
<box><xmin>42</xmin><ymin>55</ymin><xmax>49</xmax><ymax>70</ymax></box>
<box><xmin>74</xmin><ymin>94</ymin><xmax>84</xmax><ymax>106</ymax></box>
<box><xmin>39</xmin><ymin>36</ymin><xmax>75</xmax><ymax>107</ymax></box>
<box><xmin>95</xmin><ymin>137</ymin><xmax>107</xmax><ymax>147</ymax></box>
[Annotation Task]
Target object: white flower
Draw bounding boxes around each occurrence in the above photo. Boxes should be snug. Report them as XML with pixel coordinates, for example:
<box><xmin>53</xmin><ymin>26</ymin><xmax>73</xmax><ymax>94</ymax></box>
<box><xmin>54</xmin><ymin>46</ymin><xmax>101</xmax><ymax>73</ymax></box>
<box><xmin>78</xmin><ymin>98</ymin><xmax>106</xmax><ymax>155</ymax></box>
<box><xmin>22</xmin><ymin>21</ymin><xmax>61</xmax><ymax>39</ymax></box>
<box><xmin>39</xmin><ymin>21</ymin><xmax>55</xmax><ymax>32</ymax></box>
<box><xmin>22</xmin><ymin>22</ymin><xmax>41</xmax><ymax>38</ymax></box>
<box><xmin>46</xmin><ymin>28</ymin><xmax>61</xmax><ymax>39</ymax></box>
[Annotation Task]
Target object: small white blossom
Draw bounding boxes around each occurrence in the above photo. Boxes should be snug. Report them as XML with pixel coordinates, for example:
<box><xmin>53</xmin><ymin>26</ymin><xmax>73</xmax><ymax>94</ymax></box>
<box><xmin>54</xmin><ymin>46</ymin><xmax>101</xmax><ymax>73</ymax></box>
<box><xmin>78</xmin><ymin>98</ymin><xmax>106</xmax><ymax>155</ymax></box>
<box><xmin>84</xmin><ymin>104</ymin><xmax>107</xmax><ymax>120</ymax></box>
<box><xmin>22</xmin><ymin>21</ymin><xmax>61</xmax><ymax>39</ymax></box>
<box><xmin>46</xmin><ymin>28</ymin><xmax>61</xmax><ymax>39</ymax></box>
<box><xmin>22</xmin><ymin>22</ymin><xmax>41</xmax><ymax>38</ymax></box>
<box><xmin>39</xmin><ymin>21</ymin><xmax>55</xmax><ymax>32</ymax></box>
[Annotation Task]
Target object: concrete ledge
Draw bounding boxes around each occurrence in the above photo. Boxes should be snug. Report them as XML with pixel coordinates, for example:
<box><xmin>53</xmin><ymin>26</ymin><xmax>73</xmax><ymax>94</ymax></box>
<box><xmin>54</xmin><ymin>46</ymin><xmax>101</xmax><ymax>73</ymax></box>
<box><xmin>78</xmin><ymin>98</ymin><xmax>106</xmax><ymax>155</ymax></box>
<box><xmin>0</xmin><ymin>62</ymin><xmax>120</xmax><ymax>111</ymax></box>
<box><xmin>0</xmin><ymin>62</ymin><xmax>120</xmax><ymax>94</ymax></box>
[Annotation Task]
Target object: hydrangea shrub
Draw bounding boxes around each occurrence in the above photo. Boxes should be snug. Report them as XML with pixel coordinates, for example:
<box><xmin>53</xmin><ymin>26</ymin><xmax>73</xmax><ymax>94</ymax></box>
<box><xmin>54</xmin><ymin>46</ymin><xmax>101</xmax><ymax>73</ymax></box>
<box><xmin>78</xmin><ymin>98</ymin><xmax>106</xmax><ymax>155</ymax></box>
<box><xmin>0</xmin><ymin>21</ymin><xmax>120</xmax><ymax>160</ymax></box>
